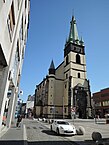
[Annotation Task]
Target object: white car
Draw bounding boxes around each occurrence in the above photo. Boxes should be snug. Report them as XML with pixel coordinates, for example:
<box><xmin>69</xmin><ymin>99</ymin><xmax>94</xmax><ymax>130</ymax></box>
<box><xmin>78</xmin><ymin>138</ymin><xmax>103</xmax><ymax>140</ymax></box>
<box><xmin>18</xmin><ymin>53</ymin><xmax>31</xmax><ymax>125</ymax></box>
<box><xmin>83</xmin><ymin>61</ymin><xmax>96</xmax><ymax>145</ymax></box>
<box><xmin>50</xmin><ymin>120</ymin><xmax>76</xmax><ymax>135</ymax></box>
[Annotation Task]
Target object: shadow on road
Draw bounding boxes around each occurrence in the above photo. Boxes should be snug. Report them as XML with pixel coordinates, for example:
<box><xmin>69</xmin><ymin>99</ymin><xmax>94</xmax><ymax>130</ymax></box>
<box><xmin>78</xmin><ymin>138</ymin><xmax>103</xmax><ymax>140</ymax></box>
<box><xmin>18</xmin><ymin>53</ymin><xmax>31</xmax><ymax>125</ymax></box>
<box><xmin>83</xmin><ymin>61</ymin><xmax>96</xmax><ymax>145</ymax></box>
<box><xmin>42</xmin><ymin>129</ymin><xmax>56</xmax><ymax>136</ymax></box>
<box><xmin>42</xmin><ymin>129</ymin><xmax>76</xmax><ymax>137</ymax></box>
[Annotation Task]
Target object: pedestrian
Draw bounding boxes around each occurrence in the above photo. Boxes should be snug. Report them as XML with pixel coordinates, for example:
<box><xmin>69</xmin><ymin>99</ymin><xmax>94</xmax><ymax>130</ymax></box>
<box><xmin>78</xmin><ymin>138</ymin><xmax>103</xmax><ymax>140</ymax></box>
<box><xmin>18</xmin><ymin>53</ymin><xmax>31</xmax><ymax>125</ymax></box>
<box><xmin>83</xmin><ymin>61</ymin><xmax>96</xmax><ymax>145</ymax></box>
<box><xmin>16</xmin><ymin>115</ymin><xmax>22</xmax><ymax>127</ymax></box>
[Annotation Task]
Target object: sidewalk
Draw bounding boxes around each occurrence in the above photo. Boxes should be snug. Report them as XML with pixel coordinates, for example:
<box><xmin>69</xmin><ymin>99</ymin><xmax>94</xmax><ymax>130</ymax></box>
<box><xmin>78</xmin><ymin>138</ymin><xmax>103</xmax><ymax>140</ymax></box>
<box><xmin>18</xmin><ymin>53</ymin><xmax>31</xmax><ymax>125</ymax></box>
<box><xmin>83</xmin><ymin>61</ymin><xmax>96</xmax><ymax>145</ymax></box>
<box><xmin>0</xmin><ymin>120</ymin><xmax>27</xmax><ymax>145</ymax></box>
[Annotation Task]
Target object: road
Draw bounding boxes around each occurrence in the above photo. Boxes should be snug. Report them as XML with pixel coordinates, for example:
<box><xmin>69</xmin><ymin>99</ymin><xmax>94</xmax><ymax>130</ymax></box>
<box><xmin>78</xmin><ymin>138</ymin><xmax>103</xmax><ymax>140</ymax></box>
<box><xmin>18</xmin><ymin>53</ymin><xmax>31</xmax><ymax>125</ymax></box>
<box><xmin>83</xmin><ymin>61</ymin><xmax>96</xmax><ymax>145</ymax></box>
<box><xmin>24</xmin><ymin>119</ymin><xmax>79</xmax><ymax>145</ymax></box>
<box><xmin>1</xmin><ymin>118</ymin><xmax>109</xmax><ymax>145</ymax></box>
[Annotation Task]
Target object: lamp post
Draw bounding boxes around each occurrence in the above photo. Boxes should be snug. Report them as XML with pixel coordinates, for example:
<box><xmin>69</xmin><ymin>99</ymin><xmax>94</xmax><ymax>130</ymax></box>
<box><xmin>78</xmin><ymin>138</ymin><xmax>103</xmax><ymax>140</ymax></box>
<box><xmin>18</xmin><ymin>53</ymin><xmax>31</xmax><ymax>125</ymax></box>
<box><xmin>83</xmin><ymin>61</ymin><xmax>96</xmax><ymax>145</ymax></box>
<box><xmin>94</xmin><ymin>102</ymin><xmax>97</xmax><ymax>123</ymax></box>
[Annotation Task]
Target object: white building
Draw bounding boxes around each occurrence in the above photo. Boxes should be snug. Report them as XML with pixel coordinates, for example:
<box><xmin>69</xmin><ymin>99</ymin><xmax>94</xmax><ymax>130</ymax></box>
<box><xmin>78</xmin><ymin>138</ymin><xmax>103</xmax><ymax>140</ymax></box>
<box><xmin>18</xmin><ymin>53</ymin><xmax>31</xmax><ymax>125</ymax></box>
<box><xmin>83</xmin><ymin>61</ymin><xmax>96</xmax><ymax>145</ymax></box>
<box><xmin>0</xmin><ymin>0</ymin><xmax>30</xmax><ymax>128</ymax></box>
<box><xmin>26</xmin><ymin>95</ymin><xmax>35</xmax><ymax>118</ymax></box>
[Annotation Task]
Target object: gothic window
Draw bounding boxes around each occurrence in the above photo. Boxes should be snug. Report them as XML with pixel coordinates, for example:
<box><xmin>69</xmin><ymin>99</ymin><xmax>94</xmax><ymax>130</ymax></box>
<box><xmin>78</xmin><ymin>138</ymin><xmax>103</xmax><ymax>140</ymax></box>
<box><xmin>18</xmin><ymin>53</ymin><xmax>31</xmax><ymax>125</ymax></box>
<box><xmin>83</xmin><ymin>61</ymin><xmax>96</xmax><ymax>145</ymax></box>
<box><xmin>76</xmin><ymin>54</ymin><xmax>81</xmax><ymax>64</ymax></box>
<box><xmin>66</xmin><ymin>55</ymin><xmax>69</xmax><ymax>65</ymax></box>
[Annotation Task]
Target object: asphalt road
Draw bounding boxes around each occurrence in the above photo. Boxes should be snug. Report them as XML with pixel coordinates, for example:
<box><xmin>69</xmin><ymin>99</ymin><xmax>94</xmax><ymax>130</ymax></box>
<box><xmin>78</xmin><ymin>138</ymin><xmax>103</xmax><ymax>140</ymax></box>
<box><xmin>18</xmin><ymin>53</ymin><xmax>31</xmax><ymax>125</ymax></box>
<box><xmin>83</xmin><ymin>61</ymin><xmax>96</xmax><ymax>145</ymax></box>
<box><xmin>24</xmin><ymin>119</ymin><xmax>79</xmax><ymax>145</ymax></box>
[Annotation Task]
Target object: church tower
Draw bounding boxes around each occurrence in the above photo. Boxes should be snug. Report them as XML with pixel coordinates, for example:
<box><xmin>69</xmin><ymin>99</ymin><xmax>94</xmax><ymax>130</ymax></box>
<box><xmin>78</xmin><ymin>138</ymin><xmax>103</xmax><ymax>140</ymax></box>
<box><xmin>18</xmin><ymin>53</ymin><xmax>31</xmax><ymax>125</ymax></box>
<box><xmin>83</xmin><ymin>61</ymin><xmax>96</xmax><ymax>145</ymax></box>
<box><xmin>64</xmin><ymin>16</ymin><xmax>92</xmax><ymax>118</ymax></box>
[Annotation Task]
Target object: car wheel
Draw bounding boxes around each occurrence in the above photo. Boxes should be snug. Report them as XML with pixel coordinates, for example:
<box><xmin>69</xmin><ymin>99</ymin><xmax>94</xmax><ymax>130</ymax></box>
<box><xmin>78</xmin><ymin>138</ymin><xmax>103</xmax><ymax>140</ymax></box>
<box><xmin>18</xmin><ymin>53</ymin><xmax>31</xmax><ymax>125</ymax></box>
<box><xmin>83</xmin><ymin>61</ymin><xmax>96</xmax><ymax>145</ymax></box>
<box><xmin>56</xmin><ymin>128</ymin><xmax>60</xmax><ymax>135</ymax></box>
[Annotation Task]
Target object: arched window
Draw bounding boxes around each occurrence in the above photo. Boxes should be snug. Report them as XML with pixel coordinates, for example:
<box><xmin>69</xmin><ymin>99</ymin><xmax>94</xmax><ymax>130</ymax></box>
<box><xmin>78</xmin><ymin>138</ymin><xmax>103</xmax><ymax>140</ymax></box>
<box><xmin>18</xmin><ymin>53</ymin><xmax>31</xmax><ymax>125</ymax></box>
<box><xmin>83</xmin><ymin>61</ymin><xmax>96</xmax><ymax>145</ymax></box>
<box><xmin>76</xmin><ymin>54</ymin><xmax>81</xmax><ymax>64</ymax></box>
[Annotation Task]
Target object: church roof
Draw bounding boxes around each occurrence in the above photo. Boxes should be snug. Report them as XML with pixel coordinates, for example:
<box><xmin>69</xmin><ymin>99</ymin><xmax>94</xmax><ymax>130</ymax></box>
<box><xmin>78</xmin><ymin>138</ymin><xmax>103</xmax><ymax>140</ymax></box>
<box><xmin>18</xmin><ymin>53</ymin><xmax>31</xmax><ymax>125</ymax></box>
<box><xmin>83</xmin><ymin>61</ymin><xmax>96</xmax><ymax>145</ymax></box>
<box><xmin>49</xmin><ymin>60</ymin><xmax>55</xmax><ymax>69</ymax></box>
<box><xmin>67</xmin><ymin>16</ymin><xmax>84</xmax><ymax>46</ymax></box>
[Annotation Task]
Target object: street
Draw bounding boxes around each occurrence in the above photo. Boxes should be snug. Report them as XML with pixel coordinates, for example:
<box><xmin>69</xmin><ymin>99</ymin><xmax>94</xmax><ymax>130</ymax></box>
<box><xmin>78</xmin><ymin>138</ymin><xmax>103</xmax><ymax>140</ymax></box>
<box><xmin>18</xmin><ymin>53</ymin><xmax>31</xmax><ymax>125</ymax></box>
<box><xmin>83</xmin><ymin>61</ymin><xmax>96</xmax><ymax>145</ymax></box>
<box><xmin>0</xmin><ymin>118</ymin><xmax>109</xmax><ymax>145</ymax></box>
<box><xmin>24</xmin><ymin>119</ymin><xmax>78</xmax><ymax>145</ymax></box>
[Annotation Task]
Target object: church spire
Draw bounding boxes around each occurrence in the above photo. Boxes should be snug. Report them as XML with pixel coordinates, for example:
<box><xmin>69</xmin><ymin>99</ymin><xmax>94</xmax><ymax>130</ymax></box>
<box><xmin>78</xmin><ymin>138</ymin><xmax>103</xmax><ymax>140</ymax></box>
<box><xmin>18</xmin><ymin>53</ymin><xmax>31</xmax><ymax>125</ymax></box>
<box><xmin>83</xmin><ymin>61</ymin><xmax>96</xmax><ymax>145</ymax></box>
<box><xmin>49</xmin><ymin>60</ymin><xmax>55</xmax><ymax>75</ymax></box>
<box><xmin>67</xmin><ymin>16</ymin><xmax>84</xmax><ymax>46</ymax></box>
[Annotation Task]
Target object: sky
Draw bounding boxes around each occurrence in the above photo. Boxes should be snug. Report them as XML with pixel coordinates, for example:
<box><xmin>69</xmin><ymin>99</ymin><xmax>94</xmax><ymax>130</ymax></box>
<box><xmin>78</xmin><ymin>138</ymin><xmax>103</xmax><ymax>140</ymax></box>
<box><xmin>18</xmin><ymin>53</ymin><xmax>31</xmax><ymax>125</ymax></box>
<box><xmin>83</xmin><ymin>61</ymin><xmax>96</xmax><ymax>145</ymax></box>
<box><xmin>20</xmin><ymin>0</ymin><xmax>109</xmax><ymax>102</ymax></box>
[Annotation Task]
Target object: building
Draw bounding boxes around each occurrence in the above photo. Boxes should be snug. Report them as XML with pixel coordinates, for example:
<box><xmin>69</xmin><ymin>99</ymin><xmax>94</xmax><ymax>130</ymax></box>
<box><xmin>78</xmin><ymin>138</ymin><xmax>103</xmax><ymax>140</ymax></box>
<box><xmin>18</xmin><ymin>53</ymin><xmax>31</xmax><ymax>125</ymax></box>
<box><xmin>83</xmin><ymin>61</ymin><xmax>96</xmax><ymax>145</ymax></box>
<box><xmin>26</xmin><ymin>95</ymin><xmax>34</xmax><ymax>118</ymax></box>
<box><xmin>92</xmin><ymin>88</ymin><xmax>109</xmax><ymax>118</ymax></box>
<box><xmin>34</xmin><ymin>16</ymin><xmax>92</xmax><ymax>119</ymax></box>
<box><xmin>0</xmin><ymin>0</ymin><xmax>30</xmax><ymax>128</ymax></box>
<box><xmin>15</xmin><ymin>98</ymin><xmax>23</xmax><ymax>118</ymax></box>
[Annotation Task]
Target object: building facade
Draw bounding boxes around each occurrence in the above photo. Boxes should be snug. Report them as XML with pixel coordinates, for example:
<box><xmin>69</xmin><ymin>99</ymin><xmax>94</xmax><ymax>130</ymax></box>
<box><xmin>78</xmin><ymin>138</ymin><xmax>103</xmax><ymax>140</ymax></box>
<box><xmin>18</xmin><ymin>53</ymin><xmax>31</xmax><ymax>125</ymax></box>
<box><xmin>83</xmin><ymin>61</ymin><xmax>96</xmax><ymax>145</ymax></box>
<box><xmin>34</xmin><ymin>16</ymin><xmax>92</xmax><ymax>119</ymax></box>
<box><xmin>26</xmin><ymin>95</ymin><xmax>34</xmax><ymax>118</ymax></box>
<box><xmin>0</xmin><ymin>0</ymin><xmax>30</xmax><ymax>128</ymax></box>
<box><xmin>92</xmin><ymin>88</ymin><xmax>109</xmax><ymax>118</ymax></box>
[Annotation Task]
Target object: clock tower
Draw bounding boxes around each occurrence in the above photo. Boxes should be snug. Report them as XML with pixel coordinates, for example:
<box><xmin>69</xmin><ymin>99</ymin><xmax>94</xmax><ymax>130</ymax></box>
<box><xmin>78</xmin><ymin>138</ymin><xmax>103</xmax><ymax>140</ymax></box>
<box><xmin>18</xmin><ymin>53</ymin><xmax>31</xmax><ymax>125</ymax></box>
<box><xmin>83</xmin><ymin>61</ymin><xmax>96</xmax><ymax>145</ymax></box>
<box><xmin>64</xmin><ymin>16</ymin><xmax>92</xmax><ymax>118</ymax></box>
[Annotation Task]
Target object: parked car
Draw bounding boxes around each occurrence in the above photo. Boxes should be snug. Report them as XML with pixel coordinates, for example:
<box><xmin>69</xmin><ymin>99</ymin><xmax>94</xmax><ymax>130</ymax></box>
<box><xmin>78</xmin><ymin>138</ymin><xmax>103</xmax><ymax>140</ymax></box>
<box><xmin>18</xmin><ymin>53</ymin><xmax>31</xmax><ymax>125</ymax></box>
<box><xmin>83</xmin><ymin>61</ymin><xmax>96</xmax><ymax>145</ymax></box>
<box><xmin>50</xmin><ymin>119</ymin><xmax>76</xmax><ymax>135</ymax></box>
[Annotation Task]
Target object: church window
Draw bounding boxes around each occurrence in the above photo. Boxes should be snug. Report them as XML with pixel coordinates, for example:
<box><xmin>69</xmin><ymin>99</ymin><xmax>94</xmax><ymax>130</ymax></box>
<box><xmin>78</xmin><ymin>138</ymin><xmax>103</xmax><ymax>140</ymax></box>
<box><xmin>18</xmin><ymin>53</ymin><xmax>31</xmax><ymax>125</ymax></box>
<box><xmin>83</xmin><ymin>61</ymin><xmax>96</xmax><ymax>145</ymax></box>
<box><xmin>66</xmin><ymin>55</ymin><xmax>69</xmax><ymax>65</ymax></box>
<box><xmin>65</xmin><ymin>84</ymin><xmax>67</xmax><ymax>88</ymax></box>
<box><xmin>74</xmin><ymin>47</ymin><xmax>76</xmax><ymax>50</ymax></box>
<box><xmin>66</xmin><ymin>73</ymin><xmax>68</xmax><ymax>79</ymax></box>
<box><xmin>64</xmin><ymin>108</ymin><xmax>67</xmax><ymax>113</ymax></box>
<box><xmin>76</xmin><ymin>54</ymin><xmax>81</xmax><ymax>64</ymax></box>
<box><xmin>78</xmin><ymin>73</ymin><xmax>80</xmax><ymax>78</ymax></box>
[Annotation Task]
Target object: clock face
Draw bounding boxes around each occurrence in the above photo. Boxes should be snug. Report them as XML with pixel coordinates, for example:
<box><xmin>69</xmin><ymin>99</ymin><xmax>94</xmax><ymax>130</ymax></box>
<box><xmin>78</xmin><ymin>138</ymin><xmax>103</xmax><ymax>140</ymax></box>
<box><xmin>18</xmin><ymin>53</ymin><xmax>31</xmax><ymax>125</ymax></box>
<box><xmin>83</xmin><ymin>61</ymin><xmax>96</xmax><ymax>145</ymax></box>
<box><xmin>76</xmin><ymin>47</ymin><xmax>81</xmax><ymax>52</ymax></box>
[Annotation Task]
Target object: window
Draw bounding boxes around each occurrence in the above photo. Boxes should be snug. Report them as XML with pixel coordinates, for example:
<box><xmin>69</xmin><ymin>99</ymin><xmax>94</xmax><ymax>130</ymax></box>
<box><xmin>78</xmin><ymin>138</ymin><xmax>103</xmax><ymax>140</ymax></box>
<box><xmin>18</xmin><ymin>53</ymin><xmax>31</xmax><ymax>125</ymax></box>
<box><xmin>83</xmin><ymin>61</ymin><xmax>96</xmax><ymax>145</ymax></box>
<box><xmin>95</xmin><ymin>102</ymin><xmax>101</xmax><ymax>107</ymax></box>
<box><xmin>7</xmin><ymin>2</ymin><xmax>15</xmax><ymax>41</ymax></box>
<box><xmin>78</xmin><ymin>73</ymin><xmax>80</xmax><ymax>78</ymax></box>
<box><xmin>17</xmin><ymin>40</ymin><xmax>20</xmax><ymax>61</ymax></box>
<box><xmin>20</xmin><ymin>16</ymin><xmax>23</xmax><ymax>40</ymax></box>
<box><xmin>103</xmin><ymin>101</ymin><xmax>109</xmax><ymax>106</ymax></box>
<box><xmin>25</xmin><ymin>0</ymin><xmax>27</xmax><ymax>8</ymax></box>
<box><xmin>76</xmin><ymin>54</ymin><xmax>81</xmax><ymax>64</ymax></box>
<box><xmin>64</xmin><ymin>108</ymin><xmax>66</xmax><ymax>113</ymax></box>
<box><xmin>65</xmin><ymin>84</ymin><xmax>67</xmax><ymax>88</ymax></box>
<box><xmin>17</xmin><ymin>0</ymin><xmax>21</xmax><ymax>9</ymax></box>
<box><xmin>66</xmin><ymin>55</ymin><xmax>69</xmax><ymax>65</ymax></box>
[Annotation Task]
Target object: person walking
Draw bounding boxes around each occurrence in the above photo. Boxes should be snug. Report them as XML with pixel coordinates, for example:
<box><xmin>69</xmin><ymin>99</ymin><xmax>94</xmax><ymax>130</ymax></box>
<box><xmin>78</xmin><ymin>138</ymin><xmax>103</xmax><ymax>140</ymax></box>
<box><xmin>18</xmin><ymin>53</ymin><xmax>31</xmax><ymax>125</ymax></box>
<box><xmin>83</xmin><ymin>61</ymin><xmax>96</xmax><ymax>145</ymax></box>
<box><xmin>16</xmin><ymin>115</ymin><xmax>22</xmax><ymax>127</ymax></box>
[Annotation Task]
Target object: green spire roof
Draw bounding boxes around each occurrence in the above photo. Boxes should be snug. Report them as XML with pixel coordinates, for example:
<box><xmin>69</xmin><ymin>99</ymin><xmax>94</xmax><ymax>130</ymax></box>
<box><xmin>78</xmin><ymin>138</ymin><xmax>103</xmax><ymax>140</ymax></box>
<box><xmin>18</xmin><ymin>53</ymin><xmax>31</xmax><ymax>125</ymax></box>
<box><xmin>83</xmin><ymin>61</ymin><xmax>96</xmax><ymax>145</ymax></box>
<box><xmin>67</xmin><ymin>16</ymin><xmax>84</xmax><ymax>46</ymax></box>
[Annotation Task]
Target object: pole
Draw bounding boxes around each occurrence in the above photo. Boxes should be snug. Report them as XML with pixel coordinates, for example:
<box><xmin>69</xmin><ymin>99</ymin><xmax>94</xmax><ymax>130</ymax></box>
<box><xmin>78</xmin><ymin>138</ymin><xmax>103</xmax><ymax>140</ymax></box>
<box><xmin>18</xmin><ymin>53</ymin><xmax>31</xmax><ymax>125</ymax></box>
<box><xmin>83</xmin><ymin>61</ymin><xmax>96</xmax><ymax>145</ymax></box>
<box><xmin>63</xmin><ymin>96</ymin><xmax>64</xmax><ymax>119</ymax></box>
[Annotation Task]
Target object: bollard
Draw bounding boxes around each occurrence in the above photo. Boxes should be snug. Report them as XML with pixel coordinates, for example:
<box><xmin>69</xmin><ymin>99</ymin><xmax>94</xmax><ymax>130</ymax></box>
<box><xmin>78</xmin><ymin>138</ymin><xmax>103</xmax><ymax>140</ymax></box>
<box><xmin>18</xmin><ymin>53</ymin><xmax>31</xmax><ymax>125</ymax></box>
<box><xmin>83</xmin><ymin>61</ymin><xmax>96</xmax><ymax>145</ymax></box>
<box><xmin>76</xmin><ymin>126</ymin><xmax>85</xmax><ymax>135</ymax></box>
<box><xmin>92</xmin><ymin>132</ymin><xmax>102</xmax><ymax>141</ymax></box>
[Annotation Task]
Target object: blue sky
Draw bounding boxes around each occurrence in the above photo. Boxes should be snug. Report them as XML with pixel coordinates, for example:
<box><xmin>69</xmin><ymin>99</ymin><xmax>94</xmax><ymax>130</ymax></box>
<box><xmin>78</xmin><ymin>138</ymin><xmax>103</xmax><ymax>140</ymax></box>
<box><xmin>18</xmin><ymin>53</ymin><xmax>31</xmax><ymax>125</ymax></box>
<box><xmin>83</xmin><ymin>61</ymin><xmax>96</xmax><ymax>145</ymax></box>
<box><xmin>20</xmin><ymin>0</ymin><xmax>109</xmax><ymax>102</ymax></box>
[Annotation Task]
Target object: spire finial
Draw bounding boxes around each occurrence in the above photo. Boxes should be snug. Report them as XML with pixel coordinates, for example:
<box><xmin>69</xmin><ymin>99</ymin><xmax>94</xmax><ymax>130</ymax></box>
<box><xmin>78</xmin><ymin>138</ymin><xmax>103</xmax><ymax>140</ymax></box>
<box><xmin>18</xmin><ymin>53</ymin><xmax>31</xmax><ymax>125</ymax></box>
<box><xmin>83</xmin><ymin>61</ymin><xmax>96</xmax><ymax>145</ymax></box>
<box><xmin>68</xmin><ymin>16</ymin><xmax>80</xmax><ymax>45</ymax></box>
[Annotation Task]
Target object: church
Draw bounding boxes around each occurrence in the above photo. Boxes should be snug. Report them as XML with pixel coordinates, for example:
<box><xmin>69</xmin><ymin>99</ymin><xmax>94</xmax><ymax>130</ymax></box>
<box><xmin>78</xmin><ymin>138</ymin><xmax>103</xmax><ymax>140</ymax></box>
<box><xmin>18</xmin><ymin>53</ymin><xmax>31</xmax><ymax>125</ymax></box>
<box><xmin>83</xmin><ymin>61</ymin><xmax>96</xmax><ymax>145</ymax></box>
<box><xmin>34</xmin><ymin>16</ymin><xmax>92</xmax><ymax>119</ymax></box>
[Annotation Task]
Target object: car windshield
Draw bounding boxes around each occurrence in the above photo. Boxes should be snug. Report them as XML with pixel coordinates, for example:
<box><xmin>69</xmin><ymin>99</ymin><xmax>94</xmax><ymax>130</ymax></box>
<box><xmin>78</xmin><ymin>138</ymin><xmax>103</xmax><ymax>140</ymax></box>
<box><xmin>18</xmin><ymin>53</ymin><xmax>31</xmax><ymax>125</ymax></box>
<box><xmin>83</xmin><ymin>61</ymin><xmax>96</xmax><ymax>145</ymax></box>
<box><xmin>57</xmin><ymin>121</ymin><xmax>69</xmax><ymax>125</ymax></box>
